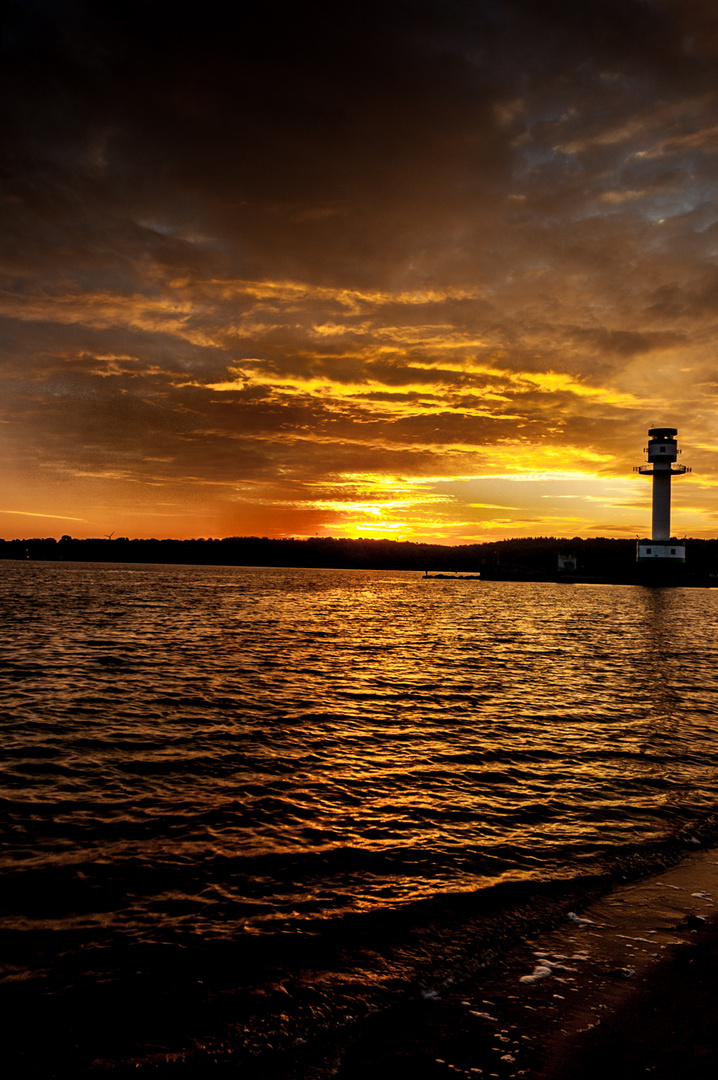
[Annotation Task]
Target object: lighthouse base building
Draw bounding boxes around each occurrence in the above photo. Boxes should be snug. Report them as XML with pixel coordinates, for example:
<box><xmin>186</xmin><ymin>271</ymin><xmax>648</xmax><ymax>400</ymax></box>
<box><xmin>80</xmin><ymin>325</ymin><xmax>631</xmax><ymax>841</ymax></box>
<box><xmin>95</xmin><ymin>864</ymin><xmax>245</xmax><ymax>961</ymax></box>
<box><xmin>636</xmin><ymin>541</ymin><xmax>686</xmax><ymax>564</ymax></box>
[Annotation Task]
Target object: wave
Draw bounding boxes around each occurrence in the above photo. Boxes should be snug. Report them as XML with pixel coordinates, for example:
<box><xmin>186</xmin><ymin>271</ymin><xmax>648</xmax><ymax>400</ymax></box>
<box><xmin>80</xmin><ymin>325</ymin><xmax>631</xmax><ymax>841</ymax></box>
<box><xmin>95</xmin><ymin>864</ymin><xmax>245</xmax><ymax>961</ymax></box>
<box><xmin>4</xmin><ymin>815</ymin><xmax>718</xmax><ymax>1078</ymax></box>
<box><xmin>3</xmin><ymin>565</ymin><xmax>718</xmax><ymax>1074</ymax></box>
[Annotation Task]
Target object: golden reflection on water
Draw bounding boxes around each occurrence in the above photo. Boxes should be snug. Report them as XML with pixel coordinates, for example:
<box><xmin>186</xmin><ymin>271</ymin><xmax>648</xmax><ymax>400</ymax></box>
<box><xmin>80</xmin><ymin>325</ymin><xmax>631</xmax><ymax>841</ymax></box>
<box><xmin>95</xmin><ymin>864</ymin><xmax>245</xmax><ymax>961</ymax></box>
<box><xmin>3</xmin><ymin>564</ymin><xmax>718</xmax><ymax>936</ymax></box>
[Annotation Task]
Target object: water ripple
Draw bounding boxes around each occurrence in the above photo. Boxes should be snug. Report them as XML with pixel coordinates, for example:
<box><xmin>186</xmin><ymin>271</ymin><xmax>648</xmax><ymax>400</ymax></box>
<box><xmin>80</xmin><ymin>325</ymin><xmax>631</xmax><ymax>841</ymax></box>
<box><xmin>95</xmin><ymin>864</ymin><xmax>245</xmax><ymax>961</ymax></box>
<box><xmin>2</xmin><ymin>563</ymin><xmax>718</xmax><ymax>1067</ymax></box>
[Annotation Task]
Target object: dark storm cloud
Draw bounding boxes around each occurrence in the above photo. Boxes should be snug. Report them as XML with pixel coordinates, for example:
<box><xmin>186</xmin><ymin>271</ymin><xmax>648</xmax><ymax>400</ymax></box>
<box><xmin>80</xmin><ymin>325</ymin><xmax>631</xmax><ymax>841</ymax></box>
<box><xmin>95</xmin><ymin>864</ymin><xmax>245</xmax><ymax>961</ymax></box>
<box><xmin>3</xmin><ymin>0</ymin><xmax>703</xmax><ymax>282</ymax></box>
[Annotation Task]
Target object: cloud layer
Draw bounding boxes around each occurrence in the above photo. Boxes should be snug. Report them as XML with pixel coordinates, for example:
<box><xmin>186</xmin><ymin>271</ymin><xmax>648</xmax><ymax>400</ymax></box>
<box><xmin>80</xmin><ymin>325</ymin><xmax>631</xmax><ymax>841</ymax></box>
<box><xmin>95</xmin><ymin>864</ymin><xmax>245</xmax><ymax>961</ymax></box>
<box><xmin>2</xmin><ymin>0</ymin><xmax>718</xmax><ymax>540</ymax></box>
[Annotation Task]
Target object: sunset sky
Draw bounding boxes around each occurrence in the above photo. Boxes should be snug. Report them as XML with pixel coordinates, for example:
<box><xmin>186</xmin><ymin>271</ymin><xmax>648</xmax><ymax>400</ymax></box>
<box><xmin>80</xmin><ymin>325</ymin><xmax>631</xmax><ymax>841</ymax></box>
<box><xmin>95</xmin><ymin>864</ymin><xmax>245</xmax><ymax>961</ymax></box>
<box><xmin>3</xmin><ymin>0</ymin><xmax>718</xmax><ymax>542</ymax></box>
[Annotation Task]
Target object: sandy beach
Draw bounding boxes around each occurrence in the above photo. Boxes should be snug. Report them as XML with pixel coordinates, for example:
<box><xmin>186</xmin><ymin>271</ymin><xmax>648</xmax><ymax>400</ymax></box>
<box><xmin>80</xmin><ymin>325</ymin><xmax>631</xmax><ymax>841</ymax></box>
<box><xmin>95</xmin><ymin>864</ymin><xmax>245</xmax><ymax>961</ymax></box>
<box><xmin>11</xmin><ymin>842</ymin><xmax>718</xmax><ymax>1080</ymax></box>
<box><xmin>282</xmin><ymin>844</ymin><xmax>718</xmax><ymax>1080</ymax></box>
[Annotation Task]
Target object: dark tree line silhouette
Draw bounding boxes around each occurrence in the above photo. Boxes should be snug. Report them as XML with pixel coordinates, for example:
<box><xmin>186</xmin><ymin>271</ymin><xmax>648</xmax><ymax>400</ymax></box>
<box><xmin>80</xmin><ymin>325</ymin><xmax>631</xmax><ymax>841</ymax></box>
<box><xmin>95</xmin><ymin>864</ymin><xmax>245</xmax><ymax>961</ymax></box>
<box><xmin>2</xmin><ymin>534</ymin><xmax>717</xmax><ymax>580</ymax></box>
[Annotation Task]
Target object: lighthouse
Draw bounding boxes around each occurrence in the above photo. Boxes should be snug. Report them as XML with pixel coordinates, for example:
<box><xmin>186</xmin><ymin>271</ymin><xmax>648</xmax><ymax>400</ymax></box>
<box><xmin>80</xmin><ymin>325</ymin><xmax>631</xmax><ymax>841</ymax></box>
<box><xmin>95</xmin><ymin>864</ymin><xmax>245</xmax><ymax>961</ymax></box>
<box><xmin>634</xmin><ymin>427</ymin><xmax>690</xmax><ymax>565</ymax></box>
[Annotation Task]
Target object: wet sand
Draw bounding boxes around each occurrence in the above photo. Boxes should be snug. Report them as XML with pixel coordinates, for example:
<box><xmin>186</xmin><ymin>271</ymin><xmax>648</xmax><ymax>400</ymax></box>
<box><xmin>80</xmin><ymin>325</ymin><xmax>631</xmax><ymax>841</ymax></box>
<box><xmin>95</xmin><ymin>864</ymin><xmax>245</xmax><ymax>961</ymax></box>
<box><xmin>312</xmin><ymin>845</ymin><xmax>718</xmax><ymax>1080</ymax></box>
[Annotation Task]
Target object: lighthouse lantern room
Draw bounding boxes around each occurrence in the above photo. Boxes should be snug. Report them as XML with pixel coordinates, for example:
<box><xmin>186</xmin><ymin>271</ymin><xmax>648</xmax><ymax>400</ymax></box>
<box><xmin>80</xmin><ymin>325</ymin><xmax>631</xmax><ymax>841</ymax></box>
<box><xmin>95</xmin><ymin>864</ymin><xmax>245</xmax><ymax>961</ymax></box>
<box><xmin>634</xmin><ymin>427</ymin><xmax>690</xmax><ymax>563</ymax></box>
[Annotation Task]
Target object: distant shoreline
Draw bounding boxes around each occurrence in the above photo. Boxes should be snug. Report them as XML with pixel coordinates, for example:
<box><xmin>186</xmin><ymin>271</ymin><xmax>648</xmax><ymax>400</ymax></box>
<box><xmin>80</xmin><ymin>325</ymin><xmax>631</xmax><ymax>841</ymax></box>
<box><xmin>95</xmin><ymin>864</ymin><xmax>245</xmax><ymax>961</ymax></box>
<box><xmin>2</xmin><ymin>533</ymin><xmax>712</xmax><ymax>578</ymax></box>
<box><xmin>3</xmin><ymin>535</ymin><xmax>716</xmax><ymax>587</ymax></box>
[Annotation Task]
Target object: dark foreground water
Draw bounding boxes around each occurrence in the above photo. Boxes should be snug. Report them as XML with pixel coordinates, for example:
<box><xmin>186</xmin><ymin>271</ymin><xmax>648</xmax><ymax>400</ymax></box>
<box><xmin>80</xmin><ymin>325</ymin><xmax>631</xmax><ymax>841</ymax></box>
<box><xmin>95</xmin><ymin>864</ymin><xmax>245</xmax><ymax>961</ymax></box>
<box><xmin>2</xmin><ymin>562</ymin><xmax>718</xmax><ymax>1075</ymax></box>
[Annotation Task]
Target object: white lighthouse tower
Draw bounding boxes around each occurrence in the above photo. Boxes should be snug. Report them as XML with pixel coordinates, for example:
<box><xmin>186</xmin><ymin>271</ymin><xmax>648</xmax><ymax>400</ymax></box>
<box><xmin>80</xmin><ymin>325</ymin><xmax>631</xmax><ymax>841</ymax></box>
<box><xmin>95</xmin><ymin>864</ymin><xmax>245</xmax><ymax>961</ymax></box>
<box><xmin>634</xmin><ymin>427</ymin><xmax>690</xmax><ymax>564</ymax></box>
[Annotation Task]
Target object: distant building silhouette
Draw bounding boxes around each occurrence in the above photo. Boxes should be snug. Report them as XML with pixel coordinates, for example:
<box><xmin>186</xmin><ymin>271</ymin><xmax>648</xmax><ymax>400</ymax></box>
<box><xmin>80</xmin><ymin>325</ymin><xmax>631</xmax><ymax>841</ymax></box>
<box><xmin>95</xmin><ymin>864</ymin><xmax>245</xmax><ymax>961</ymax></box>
<box><xmin>557</xmin><ymin>553</ymin><xmax>577</xmax><ymax>573</ymax></box>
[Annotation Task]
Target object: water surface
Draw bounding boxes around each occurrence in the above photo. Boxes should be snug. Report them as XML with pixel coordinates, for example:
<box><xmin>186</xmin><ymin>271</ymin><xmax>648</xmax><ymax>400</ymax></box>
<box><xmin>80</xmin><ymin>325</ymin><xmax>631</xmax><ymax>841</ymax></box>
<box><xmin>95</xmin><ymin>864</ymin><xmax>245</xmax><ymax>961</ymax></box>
<box><xmin>2</xmin><ymin>562</ymin><xmax>717</xmax><ymax>1073</ymax></box>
